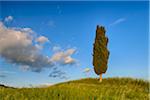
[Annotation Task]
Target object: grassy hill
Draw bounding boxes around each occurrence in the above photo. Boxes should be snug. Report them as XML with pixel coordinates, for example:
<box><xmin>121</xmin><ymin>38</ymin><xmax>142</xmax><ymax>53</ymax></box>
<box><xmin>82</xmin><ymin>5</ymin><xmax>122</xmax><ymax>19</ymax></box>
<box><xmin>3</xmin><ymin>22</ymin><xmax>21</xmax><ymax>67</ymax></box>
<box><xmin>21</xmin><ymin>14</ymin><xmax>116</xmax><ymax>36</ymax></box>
<box><xmin>0</xmin><ymin>77</ymin><xmax>149</xmax><ymax>100</ymax></box>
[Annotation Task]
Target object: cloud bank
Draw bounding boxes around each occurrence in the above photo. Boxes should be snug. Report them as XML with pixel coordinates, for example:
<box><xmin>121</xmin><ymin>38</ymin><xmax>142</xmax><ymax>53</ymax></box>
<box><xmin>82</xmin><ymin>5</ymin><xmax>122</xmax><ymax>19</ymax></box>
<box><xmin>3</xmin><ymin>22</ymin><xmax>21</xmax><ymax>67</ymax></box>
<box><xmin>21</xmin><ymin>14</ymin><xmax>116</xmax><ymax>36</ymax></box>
<box><xmin>0</xmin><ymin>16</ymin><xmax>77</xmax><ymax>79</ymax></box>
<box><xmin>0</xmin><ymin>21</ymin><xmax>52</xmax><ymax>72</ymax></box>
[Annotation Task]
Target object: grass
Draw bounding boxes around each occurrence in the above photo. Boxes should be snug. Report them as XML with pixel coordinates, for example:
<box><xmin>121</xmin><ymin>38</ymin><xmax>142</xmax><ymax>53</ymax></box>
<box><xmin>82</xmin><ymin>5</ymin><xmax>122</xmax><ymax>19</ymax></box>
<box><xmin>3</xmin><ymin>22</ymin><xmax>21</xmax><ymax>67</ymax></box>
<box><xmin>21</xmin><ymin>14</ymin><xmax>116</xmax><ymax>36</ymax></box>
<box><xmin>0</xmin><ymin>77</ymin><xmax>149</xmax><ymax>100</ymax></box>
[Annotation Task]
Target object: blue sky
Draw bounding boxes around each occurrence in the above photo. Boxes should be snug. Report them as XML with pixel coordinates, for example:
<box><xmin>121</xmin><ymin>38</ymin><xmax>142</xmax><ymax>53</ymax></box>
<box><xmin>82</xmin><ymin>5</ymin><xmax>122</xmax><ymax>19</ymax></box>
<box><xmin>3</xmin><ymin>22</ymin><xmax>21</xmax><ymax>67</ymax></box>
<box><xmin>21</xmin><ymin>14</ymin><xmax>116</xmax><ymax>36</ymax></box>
<box><xmin>0</xmin><ymin>1</ymin><xmax>149</xmax><ymax>87</ymax></box>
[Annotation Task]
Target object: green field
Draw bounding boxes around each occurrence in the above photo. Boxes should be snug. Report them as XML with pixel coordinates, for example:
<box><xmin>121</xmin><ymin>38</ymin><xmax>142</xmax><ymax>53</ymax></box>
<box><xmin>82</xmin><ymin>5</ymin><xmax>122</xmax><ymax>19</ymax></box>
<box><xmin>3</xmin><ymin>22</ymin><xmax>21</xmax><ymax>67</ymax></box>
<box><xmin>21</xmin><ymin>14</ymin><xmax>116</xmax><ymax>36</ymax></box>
<box><xmin>0</xmin><ymin>77</ymin><xmax>149</xmax><ymax>100</ymax></box>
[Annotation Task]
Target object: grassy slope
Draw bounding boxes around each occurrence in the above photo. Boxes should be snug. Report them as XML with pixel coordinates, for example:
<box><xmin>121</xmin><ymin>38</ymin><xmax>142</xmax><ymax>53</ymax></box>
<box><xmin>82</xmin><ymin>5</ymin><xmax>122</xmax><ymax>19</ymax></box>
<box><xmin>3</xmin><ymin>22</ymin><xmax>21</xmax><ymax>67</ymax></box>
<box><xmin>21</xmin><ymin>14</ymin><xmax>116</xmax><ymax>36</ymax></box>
<box><xmin>0</xmin><ymin>77</ymin><xmax>149</xmax><ymax>100</ymax></box>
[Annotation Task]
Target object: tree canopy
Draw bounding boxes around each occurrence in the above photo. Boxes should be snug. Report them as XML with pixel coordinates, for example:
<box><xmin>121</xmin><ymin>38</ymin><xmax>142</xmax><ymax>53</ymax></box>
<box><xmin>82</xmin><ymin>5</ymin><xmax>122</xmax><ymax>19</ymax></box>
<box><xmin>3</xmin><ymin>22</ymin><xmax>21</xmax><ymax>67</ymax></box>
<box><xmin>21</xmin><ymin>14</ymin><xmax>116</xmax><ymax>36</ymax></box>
<box><xmin>93</xmin><ymin>25</ymin><xmax>109</xmax><ymax>75</ymax></box>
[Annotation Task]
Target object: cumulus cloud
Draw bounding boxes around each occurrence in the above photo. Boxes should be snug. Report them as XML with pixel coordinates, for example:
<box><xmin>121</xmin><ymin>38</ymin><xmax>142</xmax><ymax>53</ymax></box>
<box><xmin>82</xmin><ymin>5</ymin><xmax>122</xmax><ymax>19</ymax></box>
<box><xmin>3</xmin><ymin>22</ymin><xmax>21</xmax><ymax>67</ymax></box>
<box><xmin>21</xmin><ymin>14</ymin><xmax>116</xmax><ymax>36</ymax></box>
<box><xmin>14</xmin><ymin>27</ymin><xmax>34</xmax><ymax>34</ymax></box>
<box><xmin>4</xmin><ymin>16</ymin><xmax>13</xmax><ymax>22</ymax></box>
<box><xmin>36</xmin><ymin>36</ymin><xmax>49</xmax><ymax>44</ymax></box>
<box><xmin>0</xmin><ymin>21</ymin><xmax>53</xmax><ymax>72</ymax></box>
<box><xmin>50</xmin><ymin>48</ymin><xmax>76</xmax><ymax>65</ymax></box>
<box><xmin>49</xmin><ymin>48</ymin><xmax>77</xmax><ymax>79</ymax></box>
<box><xmin>0</xmin><ymin>21</ymin><xmax>78</xmax><ymax>79</ymax></box>
<box><xmin>35</xmin><ymin>44</ymin><xmax>43</xmax><ymax>50</ymax></box>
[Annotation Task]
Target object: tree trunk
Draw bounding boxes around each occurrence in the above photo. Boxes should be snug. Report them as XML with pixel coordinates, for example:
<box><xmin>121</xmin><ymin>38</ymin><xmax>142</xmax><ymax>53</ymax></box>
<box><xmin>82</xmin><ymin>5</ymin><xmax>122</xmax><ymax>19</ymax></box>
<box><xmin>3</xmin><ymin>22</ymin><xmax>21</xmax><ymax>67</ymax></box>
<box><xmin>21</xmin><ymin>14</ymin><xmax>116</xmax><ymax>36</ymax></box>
<box><xmin>99</xmin><ymin>73</ymin><xmax>102</xmax><ymax>82</ymax></box>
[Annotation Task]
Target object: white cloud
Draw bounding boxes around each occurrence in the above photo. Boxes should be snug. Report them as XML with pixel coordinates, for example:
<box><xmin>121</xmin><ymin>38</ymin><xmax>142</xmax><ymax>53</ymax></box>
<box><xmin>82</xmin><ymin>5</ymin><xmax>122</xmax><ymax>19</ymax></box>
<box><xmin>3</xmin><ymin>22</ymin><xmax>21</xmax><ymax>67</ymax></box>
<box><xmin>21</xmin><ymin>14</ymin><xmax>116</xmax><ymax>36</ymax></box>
<box><xmin>0</xmin><ymin>22</ymin><xmax>32</xmax><ymax>51</ymax></box>
<box><xmin>21</xmin><ymin>28</ymin><xmax>34</xmax><ymax>33</ymax></box>
<box><xmin>52</xmin><ymin>46</ymin><xmax>61</xmax><ymax>52</ymax></box>
<box><xmin>36</xmin><ymin>36</ymin><xmax>49</xmax><ymax>44</ymax></box>
<box><xmin>83</xmin><ymin>68</ymin><xmax>90</xmax><ymax>73</ymax></box>
<box><xmin>50</xmin><ymin>48</ymin><xmax>76</xmax><ymax>65</ymax></box>
<box><xmin>65</xmin><ymin>48</ymin><xmax>76</xmax><ymax>56</ymax></box>
<box><xmin>110</xmin><ymin>18</ymin><xmax>126</xmax><ymax>26</ymax></box>
<box><xmin>4</xmin><ymin>16</ymin><xmax>13</xmax><ymax>22</ymax></box>
<box><xmin>50</xmin><ymin>52</ymin><xmax>64</xmax><ymax>62</ymax></box>
<box><xmin>0</xmin><ymin>19</ymin><xmax>78</xmax><ymax>79</ymax></box>
<box><xmin>64</xmin><ymin>56</ymin><xmax>75</xmax><ymax>64</ymax></box>
<box><xmin>12</xmin><ymin>27</ymin><xmax>34</xmax><ymax>34</ymax></box>
<box><xmin>35</xmin><ymin>44</ymin><xmax>43</xmax><ymax>50</ymax></box>
<box><xmin>0</xmin><ymin>21</ymin><xmax>52</xmax><ymax>72</ymax></box>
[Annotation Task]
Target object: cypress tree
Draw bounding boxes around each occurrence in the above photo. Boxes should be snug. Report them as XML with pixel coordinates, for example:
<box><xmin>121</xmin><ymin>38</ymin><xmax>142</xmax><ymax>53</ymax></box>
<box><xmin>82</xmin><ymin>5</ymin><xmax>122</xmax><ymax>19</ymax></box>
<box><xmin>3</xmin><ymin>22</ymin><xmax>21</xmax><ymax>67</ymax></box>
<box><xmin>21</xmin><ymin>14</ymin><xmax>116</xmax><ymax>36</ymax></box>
<box><xmin>93</xmin><ymin>25</ymin><xmax>109</xmax><ymax>82</ymax></box>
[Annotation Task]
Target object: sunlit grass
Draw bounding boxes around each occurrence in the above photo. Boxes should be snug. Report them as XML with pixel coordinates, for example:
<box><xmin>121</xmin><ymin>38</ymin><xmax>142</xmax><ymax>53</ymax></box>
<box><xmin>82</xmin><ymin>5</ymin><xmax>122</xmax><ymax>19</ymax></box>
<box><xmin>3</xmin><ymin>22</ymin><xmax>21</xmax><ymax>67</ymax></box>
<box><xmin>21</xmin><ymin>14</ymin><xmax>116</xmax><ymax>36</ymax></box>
<box><xmin>0</xmin><ymin>77</ymin><xmax>149</xmax><ymax>100</ymax></box>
